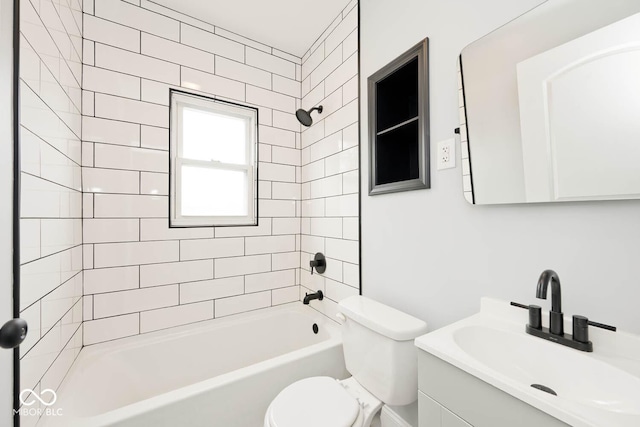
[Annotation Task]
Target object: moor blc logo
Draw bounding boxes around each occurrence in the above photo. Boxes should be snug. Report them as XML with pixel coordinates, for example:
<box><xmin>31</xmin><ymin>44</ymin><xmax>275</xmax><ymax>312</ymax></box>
<box><xmin>19</xmin><ymin>388</ymin><xmax>57</xmax><ymax>407</ymax></box>
<box><xmin>14</xmin><ymin>389</ymin><xmax>63</xmax><ymax>418</ymax></box>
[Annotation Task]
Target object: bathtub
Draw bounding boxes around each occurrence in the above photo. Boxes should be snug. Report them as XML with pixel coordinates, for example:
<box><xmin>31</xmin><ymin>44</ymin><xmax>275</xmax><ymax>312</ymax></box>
<box><xmin>42</xmin><ymin>303</ymin><xmax>347</xmax><ymax>427</ymax></box>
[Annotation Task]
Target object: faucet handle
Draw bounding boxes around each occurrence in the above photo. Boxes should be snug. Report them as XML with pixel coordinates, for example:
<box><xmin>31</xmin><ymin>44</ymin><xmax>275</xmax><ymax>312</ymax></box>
<box><xmin>528</xmin><ymin>305</ymin><xmax>542</xmax><ymax>330</ymax></box>
<box><xmin>587</xmin><ymin>319</ymin><xmax>616</xmax><ymax>332</ymax></box>
<box><xmin>572</xmin><ymin>315</ymin><xmax>590</xmax><ymax>343</ymax></box>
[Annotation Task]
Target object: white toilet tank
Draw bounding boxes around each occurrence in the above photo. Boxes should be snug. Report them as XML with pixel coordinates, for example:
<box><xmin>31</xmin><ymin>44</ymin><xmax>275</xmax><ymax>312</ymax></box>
<box><xmin>338</xmin><ymin>296</ymin><xmax>428</xmax><ymax>406</ymax></box>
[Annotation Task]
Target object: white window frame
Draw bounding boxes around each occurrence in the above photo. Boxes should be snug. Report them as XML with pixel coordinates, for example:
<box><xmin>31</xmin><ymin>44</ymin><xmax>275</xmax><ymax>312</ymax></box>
<box><xmin>170</xmin><ymin>90</ymin><xmax>258</xmax><ymax>227</ymax></box>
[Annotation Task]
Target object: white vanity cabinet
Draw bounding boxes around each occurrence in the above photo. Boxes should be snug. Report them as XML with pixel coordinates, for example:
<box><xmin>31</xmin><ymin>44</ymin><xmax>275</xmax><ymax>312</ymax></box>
<box><xmin>441</xmin><ymin>407</ymin><xmax>472</xmax><ymax>427</ymax></box>
<box><xmin>419</xmin><ymin>391</ymin><xmax>471</xmax><ymax>427</ymax></box>
<box><xmin>416</xmin><ymin>350</ymin><xmax>569</xmax><ymax>427</ymax></box>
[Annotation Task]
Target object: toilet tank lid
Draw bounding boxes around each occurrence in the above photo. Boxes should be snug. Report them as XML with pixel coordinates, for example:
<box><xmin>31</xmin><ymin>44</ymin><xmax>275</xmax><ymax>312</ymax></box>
<box><xmin>338</xmin><ymin>296</ymin><xmax>428</xmax><ymax>341</ymax></box>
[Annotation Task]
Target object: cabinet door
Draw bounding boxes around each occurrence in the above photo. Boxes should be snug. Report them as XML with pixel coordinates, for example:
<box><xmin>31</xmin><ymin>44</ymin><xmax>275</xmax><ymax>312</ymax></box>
<box><xmin>419</xmin><ymin>391</ymin><xmax>441</xmax><ymax>427</ymax></box>
<box><xmin>442</xmin><ymin>407</ymin><xmax>472</xmax><ymax>427</ymax></box>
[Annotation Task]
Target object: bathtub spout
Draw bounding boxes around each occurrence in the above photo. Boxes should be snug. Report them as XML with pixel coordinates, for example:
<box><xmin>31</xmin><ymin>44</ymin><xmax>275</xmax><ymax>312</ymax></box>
<box><xmin>303</xmin><ymin>290</ymin><xmax>324</xmax><ymax>305</ymax></box>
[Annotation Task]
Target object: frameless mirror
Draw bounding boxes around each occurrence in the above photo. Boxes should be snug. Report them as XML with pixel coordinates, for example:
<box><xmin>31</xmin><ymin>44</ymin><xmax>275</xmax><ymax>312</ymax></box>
<box><xmin>459</xmin><ymin>0</ymin><xmax>640</xmax><ymax>204</ymax></box>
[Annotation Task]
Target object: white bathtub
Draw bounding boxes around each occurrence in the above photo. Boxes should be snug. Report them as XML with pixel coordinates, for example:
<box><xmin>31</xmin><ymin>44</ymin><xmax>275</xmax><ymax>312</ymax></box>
<box><xmin>42</xmin><ymin>303</ymin><xmax>347</xmax><ymax>427</ymax></box>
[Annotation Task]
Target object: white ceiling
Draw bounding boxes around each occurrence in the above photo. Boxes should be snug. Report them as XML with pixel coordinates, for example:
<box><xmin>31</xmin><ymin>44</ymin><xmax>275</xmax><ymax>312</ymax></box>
<box><xmin>150</xmin><ymin>0</ymin><xmax>351</xmax><ymax>57</ymax></box>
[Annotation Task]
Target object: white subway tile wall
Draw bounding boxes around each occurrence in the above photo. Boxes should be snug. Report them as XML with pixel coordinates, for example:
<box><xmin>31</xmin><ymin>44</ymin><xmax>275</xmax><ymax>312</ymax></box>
<box><xmin>299</xmin><ymin>2</ymin><xmax>359</xmax><ymax>319</ymax></box>
<box><xmin>18</xmin><ymin>3</ymin><xmax>360</xmax><ymax>393</ymax></box>
<box><xmin>80</xmin><ymin>0</ymin><xmax>359</xmax><ymax>346</ymax></box>
<box><xmin>19</xmin><ymin>0</ymin><xmax>84</xmax><ymax>417</ymax></box>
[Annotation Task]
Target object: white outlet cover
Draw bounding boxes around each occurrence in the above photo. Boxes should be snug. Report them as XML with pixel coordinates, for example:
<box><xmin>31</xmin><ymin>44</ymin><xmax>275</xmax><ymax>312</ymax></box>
<box><xmin>437</xmin><ymin>138</ymin><xmax>456</xmax><ymax>170</ymax></box>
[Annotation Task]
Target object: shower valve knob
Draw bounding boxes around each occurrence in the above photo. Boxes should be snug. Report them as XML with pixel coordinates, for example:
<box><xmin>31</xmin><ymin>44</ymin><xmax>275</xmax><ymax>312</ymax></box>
<box><xmin>309</xmin><ymin>252</ymin><xmax>326</xmax><ymax>275</ymax></box>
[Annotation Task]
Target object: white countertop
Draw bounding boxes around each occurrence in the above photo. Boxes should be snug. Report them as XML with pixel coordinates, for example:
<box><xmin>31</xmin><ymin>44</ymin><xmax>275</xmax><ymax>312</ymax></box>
<box><xmin>415</xmin><ymin>298</ymin><xmax>640</xmax><ymax>427</ymax></box>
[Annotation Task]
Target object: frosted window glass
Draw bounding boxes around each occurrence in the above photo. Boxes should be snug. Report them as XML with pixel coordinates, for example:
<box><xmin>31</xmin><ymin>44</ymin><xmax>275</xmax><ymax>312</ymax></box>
<box><xmin>182</xmin><ymin>107</ymin><xmax>246</xmax><ymax>164</ymax></box>
<box><xmin>181</xmin><ymin>166</ymin><xmax>248</xmax><ymax>217</ymax></box>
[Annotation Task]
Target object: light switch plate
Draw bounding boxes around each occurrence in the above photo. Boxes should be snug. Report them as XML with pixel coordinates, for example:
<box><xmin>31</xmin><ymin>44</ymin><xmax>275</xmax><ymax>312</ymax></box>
<box><xmin>437</xmin><ymin>138</ymin><xmax>456</xmax><ymax>170</ymax></box>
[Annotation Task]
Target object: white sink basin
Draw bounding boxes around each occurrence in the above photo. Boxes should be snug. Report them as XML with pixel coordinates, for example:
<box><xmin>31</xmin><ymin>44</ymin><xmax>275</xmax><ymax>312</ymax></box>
<box><xmin>454</xmin><ymin>325</ymin><xmax>640</xmax><ymax>414</ymax></box>
<box><xmin>415</xmin><ymin>298</ymin><xmax>640</xmax><ymax>427</ymax></box>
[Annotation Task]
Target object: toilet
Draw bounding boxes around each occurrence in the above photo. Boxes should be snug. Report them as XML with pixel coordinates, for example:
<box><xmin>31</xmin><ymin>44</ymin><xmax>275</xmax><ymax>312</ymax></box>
<box><xmin>264</xmin><ymin>295</ymin><xmax>428</xmax><ymax>427</ymax></box>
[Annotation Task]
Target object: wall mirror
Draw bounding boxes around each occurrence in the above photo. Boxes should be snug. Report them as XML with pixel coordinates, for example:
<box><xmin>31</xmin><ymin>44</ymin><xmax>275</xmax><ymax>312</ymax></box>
<box><xmin>368</xmin><ymin>39</ymin><xmax>430</xmax><ymax>195</ymax></box>
<box><xmin>460</xmin><ymin>0</ymin><xmax>640</xmax><ymax>205</ymax></box>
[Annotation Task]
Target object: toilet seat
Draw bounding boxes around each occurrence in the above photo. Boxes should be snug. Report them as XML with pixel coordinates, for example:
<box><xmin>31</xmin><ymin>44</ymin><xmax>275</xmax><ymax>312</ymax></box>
<box><xmin>265</xmin><ymin>377</ymin><xmax>382</xmax><ymax>427</ymax></box>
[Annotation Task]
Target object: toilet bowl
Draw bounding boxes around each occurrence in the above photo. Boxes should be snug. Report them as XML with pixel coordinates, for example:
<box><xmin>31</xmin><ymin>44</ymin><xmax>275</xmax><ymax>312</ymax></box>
<box><xmin>264</xmin><ymin>296</ymin><xmax>428</xmax><ymax>427</ymax></box>
<box><xmin>264</xmin><ymin>377</ymin><xmax>382</xmax><ymax>427</ymax></box>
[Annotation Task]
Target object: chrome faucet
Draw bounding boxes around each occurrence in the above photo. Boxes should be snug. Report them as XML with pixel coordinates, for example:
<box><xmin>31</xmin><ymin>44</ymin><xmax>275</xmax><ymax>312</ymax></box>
<box><xmin>535</xmin><ymin>269</ymin><xmax>563</xmax><ymax>335</ymax></box>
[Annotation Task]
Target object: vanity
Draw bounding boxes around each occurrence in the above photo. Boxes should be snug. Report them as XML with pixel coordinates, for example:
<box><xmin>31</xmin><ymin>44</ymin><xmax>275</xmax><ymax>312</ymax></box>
<box><xmin>414</xmin><ymin>298</ymin><xmax>640</xmax><ymax>427</ymax></box>
<box><xmin>416</xmin><ymin>351</ymin><xmax>567</xmax><ymax>427</ymax></box>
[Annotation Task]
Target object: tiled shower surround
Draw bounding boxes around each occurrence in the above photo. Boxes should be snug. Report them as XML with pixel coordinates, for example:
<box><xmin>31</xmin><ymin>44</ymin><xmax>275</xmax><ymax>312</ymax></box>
<box><xmin>19</xmin><ymin>0</ymin><xmax>84</xmax><ymax>421</ymax></box>
<box><xmin>81</xmin><ymin>0</ymin><xmax>359</xmax><ymax>344</ymax></box>
<box><xmin>15</xmin><ymin>0</ymin><xmax>358</xmax><ymax>421</ymax></box>
<box><xmin>300</xmin><ymin>3</ymin><xmax>360</xmax><ymax>319</ymax></box>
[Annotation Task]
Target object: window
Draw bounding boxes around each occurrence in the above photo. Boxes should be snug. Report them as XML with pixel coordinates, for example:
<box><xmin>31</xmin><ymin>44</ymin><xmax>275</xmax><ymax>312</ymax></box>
<box><xmin>170</xmin><ymin>91</ymin><xmax>258</xmax><ymax>227</ymax></box>
<box><xmin>368</xmin><ymin>39</ymin><xmax>430</xmax><ymax>195</ymax></box>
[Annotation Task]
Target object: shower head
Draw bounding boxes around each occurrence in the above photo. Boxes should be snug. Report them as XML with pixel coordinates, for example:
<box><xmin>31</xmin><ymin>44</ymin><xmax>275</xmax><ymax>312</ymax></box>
<box><xmin>295</xmin><ymin>105</ymin><xmax>323</xmax><ymax>127</ymax></box>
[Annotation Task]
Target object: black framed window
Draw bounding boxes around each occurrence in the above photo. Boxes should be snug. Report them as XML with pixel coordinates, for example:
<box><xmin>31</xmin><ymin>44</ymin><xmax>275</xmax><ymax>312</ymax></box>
<box><xmin>169</xmin><ymin>90</ymin><xmax>258</xmax><ymax>227</ymax></box>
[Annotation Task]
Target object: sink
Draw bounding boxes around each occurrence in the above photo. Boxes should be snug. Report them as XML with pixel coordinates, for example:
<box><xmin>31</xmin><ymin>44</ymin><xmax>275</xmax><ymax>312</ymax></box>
<box><xmin>415</xmin><ymin>298</ymin><xmax>640</xmax><ymax>427</ymax></box>
<box><xmin>454</xmin><ymin>325</ymin><xmax>640</xmax><ymax>414</ymax></box>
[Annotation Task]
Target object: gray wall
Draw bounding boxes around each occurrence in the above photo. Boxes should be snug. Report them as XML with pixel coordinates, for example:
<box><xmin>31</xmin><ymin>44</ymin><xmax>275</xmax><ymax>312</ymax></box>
<box><xmin>360</xmin><ymin>0</ymin><xmax>640</xmax><ymax>335</ymax></box>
